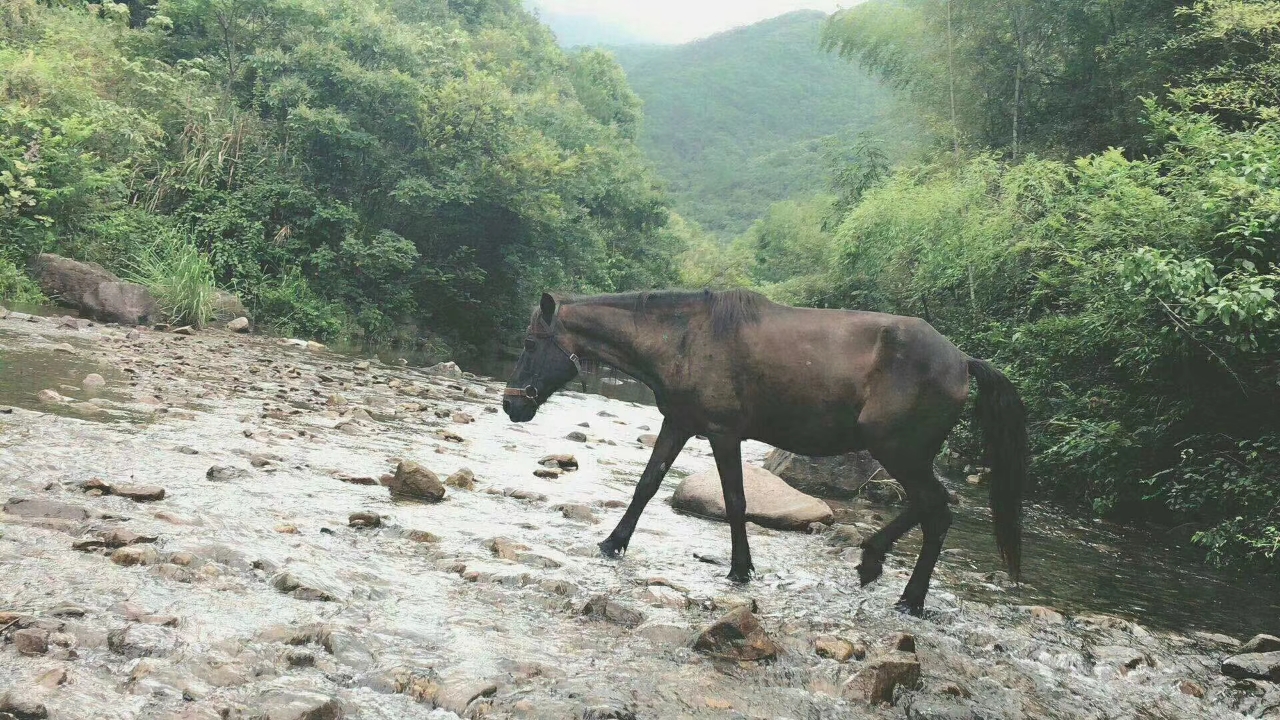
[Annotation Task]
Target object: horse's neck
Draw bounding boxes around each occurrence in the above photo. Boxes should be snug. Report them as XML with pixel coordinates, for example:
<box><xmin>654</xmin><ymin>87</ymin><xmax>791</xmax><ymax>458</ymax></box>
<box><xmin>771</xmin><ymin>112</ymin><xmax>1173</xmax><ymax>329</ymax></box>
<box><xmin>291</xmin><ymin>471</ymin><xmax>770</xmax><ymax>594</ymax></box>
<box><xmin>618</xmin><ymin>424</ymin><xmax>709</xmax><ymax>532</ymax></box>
<box><xmin>559</xmin><ymin>303</ymin><xmax>679</xmax><ymax>394</ymax></box>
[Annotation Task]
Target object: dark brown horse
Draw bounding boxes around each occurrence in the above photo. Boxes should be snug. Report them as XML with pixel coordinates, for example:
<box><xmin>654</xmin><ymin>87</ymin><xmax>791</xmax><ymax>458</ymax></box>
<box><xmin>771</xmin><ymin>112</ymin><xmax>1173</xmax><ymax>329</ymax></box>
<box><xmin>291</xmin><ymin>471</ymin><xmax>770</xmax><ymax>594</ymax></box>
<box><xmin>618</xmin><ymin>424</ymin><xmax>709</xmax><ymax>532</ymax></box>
<box><xmin>503</xmin><ymin>289</ymin><xmax>1027</xmax><ymax>615</ymax></box>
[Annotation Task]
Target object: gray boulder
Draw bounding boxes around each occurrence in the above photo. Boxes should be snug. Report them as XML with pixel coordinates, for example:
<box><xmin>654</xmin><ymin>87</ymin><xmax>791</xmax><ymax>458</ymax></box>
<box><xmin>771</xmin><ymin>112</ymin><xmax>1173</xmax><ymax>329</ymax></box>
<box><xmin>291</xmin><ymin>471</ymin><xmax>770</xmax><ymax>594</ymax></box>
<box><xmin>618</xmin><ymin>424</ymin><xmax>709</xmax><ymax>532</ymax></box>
<box><xmin>28</xmin><ymin>254</ymin><xmax>157</xmax><ymax>325</ymax></box>
<box><xmin>85</xmin><ymin>281</ymin><xmax>157</xmax><ymax>326</ymax></box>
<box><xmin>211</xmin><ymin>290</ymin><xmax>248</xmax><ymax>322</ymax></box>
<box><xmin>763</xmin><ymin>448</ymin><xmax>889</xmax><ymax>499</ymax></box>
<box><xmin>1222</xmin><ymin>651</ymin><xmax>1280</xmax><ymax>681</ymax></box>
<box><xmin>671</xmin><ymin>464</ymin><xmax>833</xmax><ymax>531</ymax></box>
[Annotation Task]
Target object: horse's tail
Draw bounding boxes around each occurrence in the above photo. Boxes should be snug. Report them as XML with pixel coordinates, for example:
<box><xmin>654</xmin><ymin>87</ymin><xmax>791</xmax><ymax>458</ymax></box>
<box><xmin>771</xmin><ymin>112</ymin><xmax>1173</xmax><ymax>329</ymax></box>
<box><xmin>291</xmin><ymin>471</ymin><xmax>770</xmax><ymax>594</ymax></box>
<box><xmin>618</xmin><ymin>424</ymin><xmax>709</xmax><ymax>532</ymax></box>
<box><xmin>967</xmin><ymin>357</ymin><xmax>1028</xmax><ymax>581</ymax></box>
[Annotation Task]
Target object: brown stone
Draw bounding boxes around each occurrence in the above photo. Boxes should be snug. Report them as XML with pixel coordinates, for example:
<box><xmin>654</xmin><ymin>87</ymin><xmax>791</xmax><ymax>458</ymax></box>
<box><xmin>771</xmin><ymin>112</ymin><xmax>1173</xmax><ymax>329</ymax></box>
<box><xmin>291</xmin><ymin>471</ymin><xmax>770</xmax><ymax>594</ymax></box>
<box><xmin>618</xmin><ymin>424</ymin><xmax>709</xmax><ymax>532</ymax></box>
<box><xmin>13</xmin><ymin>628</ymin><xmax>49</xmax><ymax>655</ymax></box>
<box><xmin>538</xmin><ymin>454</ymin><xmax>578</xmax><ymax>471</ymax></box>
<box><xmin>445</xmin><ymin>468</ymin><xmax>475</xmax><ymax>490</ymax></box>
<box><xmin>814</xmin><ymin>636</ymin><xmax>856</xmax><ymax>662</ymax></box>
<box><xmin>388</xmin><ymin>461</ymin><xmax>446</xmax><ymax>502</ymax></box>
<box><xmin>113</xmin><ymin>485</ymin><xmax>166</xmax><ymax>502</ymax></box>
<box><xmin>671</xmin><ymin>464</ymin><xmax>834</xmax><ymax>531</ymax></box>
<box><xmin>581</xmin><ymin>596</ymin><xmax>645</xmax><ymax>628</ymax></box>
<box><xmin>1179</xmin><ymin>680</ymin><xmax>1205</xmax><ymax>698</ymax></box>
<box><xmin>842</xmin><ymin>652</ymin><xmax>921</xmax><ymax>705</ymax></box>
<box><xmin>692</xmin><ymin>606</ymin><xmax>778</xmax><ymax>661</ymax></box>
<box><xmin>111</xmin><ymin>545</ymin><xmax>160</xmax><ymax>566</ymax></box>
<box><xmin>349</xmin><ymin>511</ymin><xmax>381</xmax><ymax>528</ymax></box>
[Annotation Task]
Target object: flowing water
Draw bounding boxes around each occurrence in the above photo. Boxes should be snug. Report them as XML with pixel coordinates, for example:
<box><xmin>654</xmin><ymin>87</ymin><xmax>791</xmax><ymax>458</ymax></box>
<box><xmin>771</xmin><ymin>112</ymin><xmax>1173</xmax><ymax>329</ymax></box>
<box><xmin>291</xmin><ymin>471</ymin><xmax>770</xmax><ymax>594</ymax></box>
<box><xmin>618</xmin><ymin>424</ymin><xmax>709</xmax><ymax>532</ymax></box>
<box><xmin>1</xmin><ymin>306</ymin><xmax>1277</xmax><ymax>719</ymax></box>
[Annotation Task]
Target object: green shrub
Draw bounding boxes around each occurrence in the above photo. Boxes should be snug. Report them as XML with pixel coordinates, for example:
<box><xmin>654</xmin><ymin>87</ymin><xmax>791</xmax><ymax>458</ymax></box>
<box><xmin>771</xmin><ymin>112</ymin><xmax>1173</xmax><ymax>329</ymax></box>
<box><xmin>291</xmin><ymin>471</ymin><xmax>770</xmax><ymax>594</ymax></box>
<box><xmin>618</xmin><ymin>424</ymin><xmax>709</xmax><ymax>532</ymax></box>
<box><xmin>0</xmin><ymin>258</ymin><xmax>44</xmax><ymax>304</ymax></box>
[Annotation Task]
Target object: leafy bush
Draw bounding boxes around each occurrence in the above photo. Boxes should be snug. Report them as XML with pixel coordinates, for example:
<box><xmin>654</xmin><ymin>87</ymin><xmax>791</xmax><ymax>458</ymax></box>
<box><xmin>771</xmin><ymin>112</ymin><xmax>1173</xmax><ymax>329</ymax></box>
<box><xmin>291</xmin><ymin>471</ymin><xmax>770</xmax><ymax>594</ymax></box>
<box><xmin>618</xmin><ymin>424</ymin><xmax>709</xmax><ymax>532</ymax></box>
<box><xmin>0</xmin><ymin>258</ymin><xmax>44</xmax><ymax>304</ymax></box>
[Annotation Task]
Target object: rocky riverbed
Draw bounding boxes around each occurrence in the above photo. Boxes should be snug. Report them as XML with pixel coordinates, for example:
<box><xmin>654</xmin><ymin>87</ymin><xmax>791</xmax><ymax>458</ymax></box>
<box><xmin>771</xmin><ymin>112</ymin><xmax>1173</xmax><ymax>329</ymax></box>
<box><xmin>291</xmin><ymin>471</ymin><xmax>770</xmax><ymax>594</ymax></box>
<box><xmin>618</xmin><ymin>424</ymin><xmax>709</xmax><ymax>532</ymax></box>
<box><xmin>1</xmin><ymin>309</ymin><xmax>1278</xmax><ymax>719</ymax></box>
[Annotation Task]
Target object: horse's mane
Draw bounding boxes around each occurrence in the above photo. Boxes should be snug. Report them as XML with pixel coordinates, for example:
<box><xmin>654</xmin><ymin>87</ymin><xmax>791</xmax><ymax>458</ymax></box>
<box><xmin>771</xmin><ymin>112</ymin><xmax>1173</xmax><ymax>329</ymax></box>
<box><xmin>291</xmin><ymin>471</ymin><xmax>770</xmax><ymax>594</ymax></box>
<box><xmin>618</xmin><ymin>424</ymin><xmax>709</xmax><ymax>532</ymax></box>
<box><xmin>565</xmin><ymin>288</ymin><xmax>768</xmax><ymax>337</ymax></box>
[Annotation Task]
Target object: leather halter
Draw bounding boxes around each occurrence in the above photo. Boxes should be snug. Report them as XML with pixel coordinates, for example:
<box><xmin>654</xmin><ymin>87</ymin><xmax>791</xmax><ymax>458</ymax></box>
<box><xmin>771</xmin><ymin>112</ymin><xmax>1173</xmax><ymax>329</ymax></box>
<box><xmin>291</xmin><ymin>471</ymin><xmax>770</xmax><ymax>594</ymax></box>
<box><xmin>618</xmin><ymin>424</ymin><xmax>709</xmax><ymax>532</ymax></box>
<box><xmin>503</xmin><ymin>324</ymin><xmax>580</xmax><ymax>400</ymax></box>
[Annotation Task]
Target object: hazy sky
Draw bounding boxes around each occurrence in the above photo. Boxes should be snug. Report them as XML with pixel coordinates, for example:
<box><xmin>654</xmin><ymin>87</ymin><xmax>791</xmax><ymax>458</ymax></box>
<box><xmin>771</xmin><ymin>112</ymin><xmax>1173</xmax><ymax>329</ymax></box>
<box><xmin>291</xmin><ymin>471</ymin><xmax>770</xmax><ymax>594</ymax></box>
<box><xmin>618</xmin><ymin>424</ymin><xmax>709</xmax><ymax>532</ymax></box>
<box><xmin>531</xmin><ymin>0</ymin><xmax>850</xmax><ymax>44</ymax></box>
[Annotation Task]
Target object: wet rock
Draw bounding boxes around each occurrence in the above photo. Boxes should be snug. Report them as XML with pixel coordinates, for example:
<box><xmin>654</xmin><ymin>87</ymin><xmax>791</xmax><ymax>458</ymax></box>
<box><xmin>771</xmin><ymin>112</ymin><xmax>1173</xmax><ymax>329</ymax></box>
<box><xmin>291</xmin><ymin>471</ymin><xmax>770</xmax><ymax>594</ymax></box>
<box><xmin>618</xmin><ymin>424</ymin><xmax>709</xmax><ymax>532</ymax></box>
<box><xmin>36</xmin><ymin>388</ymin><xmax>64</xmax><ymax>403</ymax></box>
<box><xmin>637</xmin><ymin>433</ymin><xmax>657</xmax><ymax>448</ymax></box>
<box><xmin>206</xmin><ymin>465</ymin><xmax>248</xmax><ymax>482</ymax></box>
<box><xmin>324</xmin><ymin>631</ymin><xmax>376</xmax><ymax>670</ymax></box>
<box><xmin>114</xmin><ymin>484</ymin><xmax>166</xmax><ymax>502</ymax></box>
<box><xmin>108</xmin><ymin>623</ymin><xmax>177</xmax><ymax>658</ymax></box>
<box><xmin>425</xmin><ymin>361</ymin><xmax>462</xmax><ymax>378</ymax></box>
<box><xmin>172</xmin><ymin>325</ymin><xmax>196</xmax><ymax>336</ymax></box>
<box><xmin>102</xmin><ymin>528</ymin><xmax>158</xmax><ymax>548</ymax></box>
<box><xmin>814</xmin><ymin>636</ymin><xmax>860</xmax><ymax>662</ymax></box>
<box><xmin>671</xmin><ymin>464</ymin><xmax>834</xmax><ymax>531</ymax></box>
<box><xmin>271</xmin><ymin>572</ymin><xmax>341</xmax><ymax>602</ymax></box>
<box><xmin>436</xmin><ymin>678</ymin><xmax>499</xmax><ymax>716</ymax></box>
<box><xmin>692</xmin><ymin>606</ymin><xmax>778</xmax><ymax>661</ymax></box>
<box><xmin>3</xmin><ymin>498</ymin><xmax>94</xmax><ymax>521</ymax></box>
<box><xmin>227</xmin><ymin>317</ymin><xmax>250</xmax><ymax>333</ymax></box>
<box><xmin>251</xmin><ymin>689</ymin><xmax>343</xmax><ymax>720</ymax></box>
<box><xmin>1222</xmin><ymin>651</ymin><xmax>1280</xmax><ymax>681</ymax></box>
<box><xmin>639</xmin><ymin>584</ymin><xmax>689</xmax><ymax>610</ymax></box>
<box><xmin>445</xmin><ymin>468</ymin><xmax>475</xmax><ymax>490</ymax></box>
<box><xmin>174</xmin><ymin>445</ymin><xmax>200</xmax><ymax>455</ymax></box>
<box><xmin>539</xmin><ymin>454</ymin><xmax>579</xmax><ymax>471</ymax></box>
<box><xmin>388</xmin><ymin>461</ymin><xmax>445</xmax><ymax>502</ymax></box>
<box><xmin>1179</xmin><ymin>680</ymin><xmax>1206</xmax><ymax>698</ymax></box>
<box><xmin>843</xmin><ymin>651</ymin><xmax>922</xmax><ymax>705</ymax></box>
<box><xmin>533</xmin><ymin>467</ymin><xmax>562</xmax><ymax>479</ymax></box>
<box><xmin>48</xmin><ymin>604</ymin><xmax>87</xmax><ymax>618</ymax></box>
<box><xmin>1089</xmin><ymin>645</ymin><xmax>1150</xmax><ymax>674</ymax></box>
<box><xmin>893</xmin><ymin>633</ymin><xmax>917</xmax><ymax>653</ymax></box>
<box><xmin>1240</xmin><ymin>634</ymin><xmax>1280</xmax><ymax>654</ymax></box>
<box><xmin>435</xmin><ymin>429</ymin><xmax>465</xmax><ymax>443</ymax></box>
<box><xmin>405</xmin><ymin>529</ymin><xmax>439</xmax><ymax>543</ymax></box>
<box><xmin>557</xmin><ymin>503</ymin><xmax>599</xmax><ymax>524</ymax></box>
<box><xmin>581</xmin><ymin>596</ymin><xmax>645</xmax><ymax>628</ymax></box>
<box><xmin>0</xmin><ymin>692</ymin><xmax>48</xmax><ymax>720</ymax></box>
<box><xmin>487</xmin><ymin>537</ymin><xmax>560</xmax><ymax>568</ymax></box>
<box><xmin>82</xmin><ymin>373</ymin><xmax>106</xmax><ymax>390</ymax></box>
<box><xmin>35</xmin><ymin>668</ymin><xmax>67</xmax><ymax>689</ymax></box>
<box><xmin>566</xmin><ymin>430</ymin><xmax>588</xmax><ymax>442</ymax></box>
<box><xmin>348</xmin><ymin>511</ymin><xmax>381</xmax><ymax>528</ymax></box>
<box><xmin>504</xmin><ymin>488</ymin><xmax>547</xmax><ymax>502</ymax></box>
<box><xmin>112</xmin><ymin>545</ymin><xmax>160</xmax><ymax>566</ymax></box>
<box><xmin>13</xmin><ymin>628</ymin><xmax>49</xmax><ymax>655</ymax></box>
<box><xmin>286</xmin><ymin>649</ymin><xmax>316</xmax><ymax>668</ymax></box>
<box><xmin>1027</xmin><ymin>606</ymin><xmax>1065</xmax><ymax>623</ymax></box>
<box><xmin>450</xmin><ymin>412</ymin><xmax>474</xmax><ymax>424</ymax></box>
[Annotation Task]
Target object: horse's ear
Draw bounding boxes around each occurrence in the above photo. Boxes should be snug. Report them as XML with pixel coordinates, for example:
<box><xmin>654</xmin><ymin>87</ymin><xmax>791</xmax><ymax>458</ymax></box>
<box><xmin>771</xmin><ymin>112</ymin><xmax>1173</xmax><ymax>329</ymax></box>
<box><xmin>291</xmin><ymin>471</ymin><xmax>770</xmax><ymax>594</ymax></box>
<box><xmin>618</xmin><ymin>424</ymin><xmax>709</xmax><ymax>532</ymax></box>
<box><xmin>539</xmin><ymin>293</ymin><xmax>557</xmax><ymax>325</ymax></box>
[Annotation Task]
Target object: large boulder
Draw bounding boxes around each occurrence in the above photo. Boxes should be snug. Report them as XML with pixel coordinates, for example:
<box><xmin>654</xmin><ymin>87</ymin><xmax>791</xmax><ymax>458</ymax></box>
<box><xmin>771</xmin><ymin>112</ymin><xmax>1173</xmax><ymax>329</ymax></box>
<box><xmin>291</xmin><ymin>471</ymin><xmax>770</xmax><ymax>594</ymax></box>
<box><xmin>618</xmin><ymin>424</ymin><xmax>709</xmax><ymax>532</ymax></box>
<box><xmin>28</xmin><ymin>254</ymin><xmax>156</xmax><ymax>325</ymax></box>
<box><xmin>211</xmin><ymin>290</ymin><xmax>249</xmax><ymax>322</ymax></box>
<box><xmin>763</xmin><ymin>449</ymin><xmax>889</xmax><ymax>499</ymax></box>
<box><xmin>84</xmin><ymin>281</ymin><xmax>157</xmax><ymax>326</ymax></box>
<box><xmin>671</xmin><ymin>464</ymin><xmax>834</xmax><ymax>531</ymax></box>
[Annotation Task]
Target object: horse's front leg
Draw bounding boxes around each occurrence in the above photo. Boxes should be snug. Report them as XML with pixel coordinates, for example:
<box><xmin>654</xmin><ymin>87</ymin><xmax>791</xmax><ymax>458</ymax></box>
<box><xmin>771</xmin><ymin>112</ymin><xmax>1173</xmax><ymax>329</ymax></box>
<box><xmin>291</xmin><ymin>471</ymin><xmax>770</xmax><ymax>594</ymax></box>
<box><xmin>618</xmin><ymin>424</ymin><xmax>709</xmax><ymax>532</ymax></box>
<box><xmin>709</xmin><ymin>435</ymin><xmax>753</xmax><ymax>583</ymax></box>
<box><xmin>599</xmin><ymin>418</ymin><xmax>690</xmax><ymax>559</ymax></box>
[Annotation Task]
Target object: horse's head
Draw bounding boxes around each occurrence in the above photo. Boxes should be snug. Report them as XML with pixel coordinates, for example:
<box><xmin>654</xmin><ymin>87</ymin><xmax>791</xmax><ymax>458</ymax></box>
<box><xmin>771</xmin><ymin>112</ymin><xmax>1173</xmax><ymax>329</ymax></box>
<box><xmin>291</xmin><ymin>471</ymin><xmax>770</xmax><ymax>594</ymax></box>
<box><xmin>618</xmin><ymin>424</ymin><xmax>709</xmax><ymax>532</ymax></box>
<box><xmin>503</xmin><ymin>293</ymin><xmax>581</xmax><ymax>423</ymax></box>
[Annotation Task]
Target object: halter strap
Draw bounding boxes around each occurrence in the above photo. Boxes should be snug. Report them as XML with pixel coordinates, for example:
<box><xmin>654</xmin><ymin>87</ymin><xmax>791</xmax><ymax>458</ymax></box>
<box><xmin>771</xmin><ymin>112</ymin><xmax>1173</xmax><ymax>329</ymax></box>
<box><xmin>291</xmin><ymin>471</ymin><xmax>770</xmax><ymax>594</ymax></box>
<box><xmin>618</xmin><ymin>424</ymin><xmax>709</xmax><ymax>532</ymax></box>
<box><xmin>503</xmin><ymin>323</ymin><xmax>580</xmax><ymax>399</ymax></box>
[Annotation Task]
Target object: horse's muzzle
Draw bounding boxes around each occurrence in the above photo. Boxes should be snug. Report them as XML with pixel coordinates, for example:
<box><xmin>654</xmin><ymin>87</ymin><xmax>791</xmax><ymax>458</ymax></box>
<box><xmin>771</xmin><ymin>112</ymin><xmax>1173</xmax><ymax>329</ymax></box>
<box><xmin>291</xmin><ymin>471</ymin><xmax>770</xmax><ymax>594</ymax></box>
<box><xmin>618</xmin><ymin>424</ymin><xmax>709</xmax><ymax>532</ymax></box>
<box><xmin>503</xmin><ymin>393</ymin><xmax>538</xmax><ymax>423</ymax></box>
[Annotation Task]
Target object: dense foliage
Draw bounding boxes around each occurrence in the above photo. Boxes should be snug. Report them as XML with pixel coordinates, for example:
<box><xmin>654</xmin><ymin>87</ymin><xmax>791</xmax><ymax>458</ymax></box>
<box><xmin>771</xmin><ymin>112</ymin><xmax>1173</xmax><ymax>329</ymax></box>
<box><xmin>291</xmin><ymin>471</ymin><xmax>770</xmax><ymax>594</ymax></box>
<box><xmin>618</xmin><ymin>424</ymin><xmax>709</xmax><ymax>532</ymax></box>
<box><xmin>686</xmin><ymin>0</ymin><xmax>1280</xmax><ymax>567</ymax></box>
<box><xmin>613</xmin><ymin>11</ymin><xmax>908</xmax><ymax>237</ymax></box>
<box><xmin>0</xmin><ymin>0</ymin><xmax>684</xmax><ymax>350</ymax></box>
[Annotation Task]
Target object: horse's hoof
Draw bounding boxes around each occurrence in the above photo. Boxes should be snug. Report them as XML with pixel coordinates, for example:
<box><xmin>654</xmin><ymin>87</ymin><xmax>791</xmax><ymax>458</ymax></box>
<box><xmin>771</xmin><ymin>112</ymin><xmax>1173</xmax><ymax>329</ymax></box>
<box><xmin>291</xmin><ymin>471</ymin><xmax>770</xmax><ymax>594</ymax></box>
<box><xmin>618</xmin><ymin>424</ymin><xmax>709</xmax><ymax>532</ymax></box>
<box><xmin>856</xmin><ymin>562</ymin><xmax>882</xmax><ymax>587</ymax></box>
<box><xmin>726</xmin><ymin>566</ymin><xmax>754</xmax><ymax>584</ymax></box>
<box><xmin>894</xmin><ymin>599</ymin><xmax>924</xmax><ymax>617</ymax></box>
<box><xmin>598</xmin><ymin>539</ymin><xmax>627</xmax><ymax>559</ymax></box>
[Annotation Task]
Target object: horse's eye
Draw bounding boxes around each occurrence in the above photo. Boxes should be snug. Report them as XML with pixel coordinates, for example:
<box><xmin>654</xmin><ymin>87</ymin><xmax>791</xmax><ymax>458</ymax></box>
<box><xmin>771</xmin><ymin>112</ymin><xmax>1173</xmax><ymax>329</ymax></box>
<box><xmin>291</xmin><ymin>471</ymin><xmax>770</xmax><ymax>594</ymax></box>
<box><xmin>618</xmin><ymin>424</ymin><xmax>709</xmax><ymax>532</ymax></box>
<box><xmin>524</xmin><ymin>339</ymin><xmax>537</xmax><ymax>352</ymax></box>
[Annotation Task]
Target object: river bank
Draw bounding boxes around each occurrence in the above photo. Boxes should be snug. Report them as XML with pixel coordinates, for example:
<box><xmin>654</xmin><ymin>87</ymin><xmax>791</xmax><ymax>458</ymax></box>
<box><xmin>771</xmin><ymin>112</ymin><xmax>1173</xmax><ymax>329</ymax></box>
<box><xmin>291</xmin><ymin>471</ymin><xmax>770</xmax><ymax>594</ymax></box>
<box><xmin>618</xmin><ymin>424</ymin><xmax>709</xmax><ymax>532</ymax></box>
<box><xmin>1</xmin><ymin>309</ymin><xmax>1277</xmax><ymax>719</ymax></box>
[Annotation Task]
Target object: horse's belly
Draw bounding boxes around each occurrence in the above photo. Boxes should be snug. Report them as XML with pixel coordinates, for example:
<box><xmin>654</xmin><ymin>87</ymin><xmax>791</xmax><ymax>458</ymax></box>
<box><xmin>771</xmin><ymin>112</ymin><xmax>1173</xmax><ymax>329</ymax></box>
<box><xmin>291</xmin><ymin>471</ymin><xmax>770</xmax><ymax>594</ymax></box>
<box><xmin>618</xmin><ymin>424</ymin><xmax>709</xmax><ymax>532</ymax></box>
<box><xmin>746</xmin><ymin>408</ymin><xmax>866</xmax><ymax>457</ymax></box>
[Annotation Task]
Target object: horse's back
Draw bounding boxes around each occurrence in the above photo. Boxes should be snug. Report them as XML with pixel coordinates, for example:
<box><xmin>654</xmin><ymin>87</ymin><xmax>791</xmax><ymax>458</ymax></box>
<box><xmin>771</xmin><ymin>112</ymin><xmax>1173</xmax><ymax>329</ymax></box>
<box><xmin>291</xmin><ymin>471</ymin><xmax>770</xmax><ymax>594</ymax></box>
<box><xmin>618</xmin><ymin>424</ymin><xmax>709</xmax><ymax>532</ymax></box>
<box><xmin>719</xmin><ymin>305</ymin><xmax>969</xmax><ymax>453</ymax></box>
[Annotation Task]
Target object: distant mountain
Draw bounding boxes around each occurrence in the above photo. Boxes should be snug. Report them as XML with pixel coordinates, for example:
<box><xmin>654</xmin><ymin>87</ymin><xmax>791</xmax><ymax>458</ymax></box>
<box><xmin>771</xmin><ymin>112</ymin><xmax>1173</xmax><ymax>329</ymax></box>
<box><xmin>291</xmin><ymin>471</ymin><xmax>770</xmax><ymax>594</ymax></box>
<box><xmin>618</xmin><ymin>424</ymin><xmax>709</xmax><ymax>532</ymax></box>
<box><xmin>612</xmin><ymin>11</ymin><xmax>904</xmax><ymax>236</ymax></box>
<box><xmin>530</xmin><ymin>7</ymin><xmax>655</xmax><ymax>48</ymax></box>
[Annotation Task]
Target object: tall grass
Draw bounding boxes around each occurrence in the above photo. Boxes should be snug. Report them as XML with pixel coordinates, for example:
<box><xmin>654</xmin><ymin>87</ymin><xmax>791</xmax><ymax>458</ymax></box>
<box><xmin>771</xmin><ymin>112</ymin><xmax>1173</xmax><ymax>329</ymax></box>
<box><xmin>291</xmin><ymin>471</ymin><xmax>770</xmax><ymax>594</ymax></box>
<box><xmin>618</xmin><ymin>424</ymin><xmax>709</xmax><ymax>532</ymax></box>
<box><xmin>126</xmin><ymin>233</ymin><xmax>217</xmax><ymax>328</ymax></box>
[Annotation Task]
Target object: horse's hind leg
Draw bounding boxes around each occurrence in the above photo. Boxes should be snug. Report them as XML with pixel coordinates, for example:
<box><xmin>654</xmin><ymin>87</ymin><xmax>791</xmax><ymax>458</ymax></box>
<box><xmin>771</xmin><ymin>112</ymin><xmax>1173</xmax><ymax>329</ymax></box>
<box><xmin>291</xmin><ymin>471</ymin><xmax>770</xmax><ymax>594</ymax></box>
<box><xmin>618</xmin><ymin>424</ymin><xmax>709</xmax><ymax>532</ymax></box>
<box><xmin>880</xmin><ymin>457</ymin><xmax>952</xmax><ymax>616</ymax></box>
<box><xmin>856</xmin><ymin>506</ymin><xmax>919</xmax><ymax>587</ymax></box>
<box><xmin>599</xmin><ymin>418</ymin><xmax>690</xmax><ymax>558</ymax></box>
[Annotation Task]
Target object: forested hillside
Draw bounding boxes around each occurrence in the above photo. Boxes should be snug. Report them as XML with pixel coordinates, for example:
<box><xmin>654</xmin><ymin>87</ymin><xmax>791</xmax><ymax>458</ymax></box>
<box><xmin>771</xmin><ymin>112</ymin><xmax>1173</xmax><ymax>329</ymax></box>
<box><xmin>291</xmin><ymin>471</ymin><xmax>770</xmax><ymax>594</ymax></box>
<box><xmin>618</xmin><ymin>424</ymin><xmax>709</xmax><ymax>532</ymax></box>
<box><xmin>0</xmin><ymin>0</ymin><xmax>684</xmax><ymax>352</ymax></box>
<box><xmin>687</xmin><ymin>0</ymin><xmax>1280</xmax><ymax>568</ymax></box>
<box><xmin>613</xmin><ymin>11</ymin><xmax>904</xmax><ymax>236</ymax></box>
